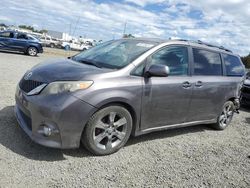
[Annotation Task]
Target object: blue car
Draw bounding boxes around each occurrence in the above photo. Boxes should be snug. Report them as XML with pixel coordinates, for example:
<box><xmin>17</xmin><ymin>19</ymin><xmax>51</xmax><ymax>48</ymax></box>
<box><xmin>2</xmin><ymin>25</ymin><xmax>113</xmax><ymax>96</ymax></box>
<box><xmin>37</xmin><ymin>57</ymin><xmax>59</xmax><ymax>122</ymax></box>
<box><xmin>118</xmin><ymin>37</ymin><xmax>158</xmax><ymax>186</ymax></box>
<box><xmin>0</xmin><ymin>30</ymin><xmax>43</xmax><ymax>56</ymax></box>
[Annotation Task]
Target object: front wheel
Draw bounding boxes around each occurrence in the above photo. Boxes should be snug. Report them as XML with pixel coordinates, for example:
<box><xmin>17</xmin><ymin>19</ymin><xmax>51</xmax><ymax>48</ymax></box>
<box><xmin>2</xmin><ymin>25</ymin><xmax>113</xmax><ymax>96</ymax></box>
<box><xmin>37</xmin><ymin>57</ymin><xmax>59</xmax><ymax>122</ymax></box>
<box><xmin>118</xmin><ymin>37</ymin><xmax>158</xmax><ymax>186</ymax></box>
<box><xmin>27</xmin><ymin>47</ymin><xmax>38</xmax><ymax>56</ymax></box>
<box><xmin>212</xmin><ymin>101</ymin><xmax>235</xmax><ymax>130</ymax></box>
<box><xmin>82</xmin><ymin>106</ymin><xmax>133</xmax><ymax>155</ymax></box>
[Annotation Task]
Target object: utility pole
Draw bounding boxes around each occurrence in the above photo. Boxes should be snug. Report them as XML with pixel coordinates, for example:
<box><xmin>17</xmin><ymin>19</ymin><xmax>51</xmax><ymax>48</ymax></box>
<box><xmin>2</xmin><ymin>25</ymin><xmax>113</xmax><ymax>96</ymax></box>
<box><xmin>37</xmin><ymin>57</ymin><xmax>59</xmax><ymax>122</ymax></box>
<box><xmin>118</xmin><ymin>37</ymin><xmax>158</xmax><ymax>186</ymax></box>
<box><xmin>123</xmin><ymin>21</ymin><xmax>127</xmax><ymax>37</ymax></box>
<box><xmin>72</xmin><ymin>16</ymin><xmax>80</xmax><ymax>37</ymax></box>
<box><xmin>69</xmin><ymin>23</ymin><xmax>72</xmax><ymax>36</ymax></box>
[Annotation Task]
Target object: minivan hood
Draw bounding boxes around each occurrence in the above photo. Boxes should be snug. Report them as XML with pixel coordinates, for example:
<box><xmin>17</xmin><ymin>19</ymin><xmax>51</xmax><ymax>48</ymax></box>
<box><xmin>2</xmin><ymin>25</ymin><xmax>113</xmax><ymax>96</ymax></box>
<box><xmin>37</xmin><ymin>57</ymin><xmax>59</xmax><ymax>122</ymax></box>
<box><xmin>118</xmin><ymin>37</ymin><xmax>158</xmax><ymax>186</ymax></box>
<box><xmin>27</xmin><ymin>59</ymin><xmax>111</xmax><ymax>83</ymax></box>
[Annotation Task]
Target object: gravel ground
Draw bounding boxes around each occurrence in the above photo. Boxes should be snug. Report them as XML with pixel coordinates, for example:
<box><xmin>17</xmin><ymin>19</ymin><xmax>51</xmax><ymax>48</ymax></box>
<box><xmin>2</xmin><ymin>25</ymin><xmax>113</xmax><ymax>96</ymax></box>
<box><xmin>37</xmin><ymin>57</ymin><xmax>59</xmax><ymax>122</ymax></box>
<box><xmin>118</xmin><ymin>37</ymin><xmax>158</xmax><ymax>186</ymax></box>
<box><xmin>0</xmin><ymin>49</ymin><xmax>250</xmax><ymax>188</ymax></box>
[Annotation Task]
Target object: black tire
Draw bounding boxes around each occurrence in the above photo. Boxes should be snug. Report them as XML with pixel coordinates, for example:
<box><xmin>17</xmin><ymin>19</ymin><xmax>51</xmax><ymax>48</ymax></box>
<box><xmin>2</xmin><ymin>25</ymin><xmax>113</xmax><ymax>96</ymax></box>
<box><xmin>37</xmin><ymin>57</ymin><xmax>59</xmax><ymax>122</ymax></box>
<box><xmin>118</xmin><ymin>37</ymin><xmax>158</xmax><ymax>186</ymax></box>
<box><xmin>212</xmin><ymin>101</ymin><xmax>235</xmax><ymax>130</ymax></box>
<box><xmin>27</xmin><ymin>47</ymin><xmax>38</xmax><ymax>56</ymax></box>
<box><xmin>82</xmin><ymin>106</ymin><xmax>133</xmax><ymax>155</ymax></box>
<box><xmin>50</xmin><ymin>43</ymin><xmax>55</xmax><ymax>48</ymax></box>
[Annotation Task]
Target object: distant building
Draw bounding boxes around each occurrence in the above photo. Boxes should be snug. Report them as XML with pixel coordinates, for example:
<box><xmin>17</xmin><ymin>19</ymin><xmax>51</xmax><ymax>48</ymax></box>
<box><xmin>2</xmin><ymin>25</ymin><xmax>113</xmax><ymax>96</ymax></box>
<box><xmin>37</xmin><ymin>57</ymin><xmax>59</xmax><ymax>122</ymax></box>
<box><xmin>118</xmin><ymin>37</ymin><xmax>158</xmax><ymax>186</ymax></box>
<box><xmin>47</xmin><ymin>30</ymin><xmax>96</xmax><ymax>43</ymax></box>
<box><xmin>47</xmin><ymin>30</ymin><xmax>72</xmax><ymax>41</ymax></box>
<box><xmin>47</xmin><ymin>30</ymin><xmax>63</xmax><ymax>39</ymax></box>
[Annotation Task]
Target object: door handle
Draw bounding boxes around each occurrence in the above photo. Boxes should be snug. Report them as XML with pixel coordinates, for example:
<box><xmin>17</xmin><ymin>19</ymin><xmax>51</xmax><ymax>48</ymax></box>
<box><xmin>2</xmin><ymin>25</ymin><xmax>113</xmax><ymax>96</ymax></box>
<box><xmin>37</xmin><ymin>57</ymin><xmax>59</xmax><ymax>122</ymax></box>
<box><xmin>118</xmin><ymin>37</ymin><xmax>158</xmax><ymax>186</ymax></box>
<box><xmin>182</xmin><ymin>81</ymin><xmax>192</xmax><ymax>88</ymax></box>
<box><xmin>195</xmin><ymin>81</ymin><xmax>203</xmax><ymax>87</ymax></box>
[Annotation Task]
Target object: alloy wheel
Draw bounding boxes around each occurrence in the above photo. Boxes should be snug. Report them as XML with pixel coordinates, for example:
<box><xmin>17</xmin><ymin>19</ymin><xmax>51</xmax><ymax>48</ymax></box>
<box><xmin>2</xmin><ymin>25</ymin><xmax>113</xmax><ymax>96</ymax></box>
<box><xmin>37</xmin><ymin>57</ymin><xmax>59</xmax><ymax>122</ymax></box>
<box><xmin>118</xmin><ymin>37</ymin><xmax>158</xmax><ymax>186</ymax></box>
<box><xmin>93</xmin><ymin>112</ymin><xmax>128</xmax><ymax>150</ymax></box>
<box><xmin>28</xmin><ymin>47</ymin><xmax>37</xmax><ymax>56</ymax></box>
<box><xmin>219</xmin><ymin>103</ymin><xmax>234</xmax><ymax>127</ymax></box>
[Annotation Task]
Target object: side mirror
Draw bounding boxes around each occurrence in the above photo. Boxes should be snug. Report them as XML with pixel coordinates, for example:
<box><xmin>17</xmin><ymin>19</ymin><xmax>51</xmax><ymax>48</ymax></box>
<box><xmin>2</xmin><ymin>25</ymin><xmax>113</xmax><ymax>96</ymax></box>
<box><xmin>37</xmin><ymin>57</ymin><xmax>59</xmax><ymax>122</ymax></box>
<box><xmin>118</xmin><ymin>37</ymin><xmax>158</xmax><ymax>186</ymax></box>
<box><xmin>145</xmin><ymin>64</ymin><xmax>170</xmax><ymax>77</ymax></box>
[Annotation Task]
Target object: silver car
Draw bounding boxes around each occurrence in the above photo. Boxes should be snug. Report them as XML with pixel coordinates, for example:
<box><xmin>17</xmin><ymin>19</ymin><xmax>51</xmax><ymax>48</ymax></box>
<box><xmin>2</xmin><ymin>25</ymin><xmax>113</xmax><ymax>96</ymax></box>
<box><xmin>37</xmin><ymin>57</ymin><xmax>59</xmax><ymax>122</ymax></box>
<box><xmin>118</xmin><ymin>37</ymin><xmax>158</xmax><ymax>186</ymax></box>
<box><xmin>15</xmin><ymin>38</ymin><xmax>245</xmax><ymax>155</ymax></box>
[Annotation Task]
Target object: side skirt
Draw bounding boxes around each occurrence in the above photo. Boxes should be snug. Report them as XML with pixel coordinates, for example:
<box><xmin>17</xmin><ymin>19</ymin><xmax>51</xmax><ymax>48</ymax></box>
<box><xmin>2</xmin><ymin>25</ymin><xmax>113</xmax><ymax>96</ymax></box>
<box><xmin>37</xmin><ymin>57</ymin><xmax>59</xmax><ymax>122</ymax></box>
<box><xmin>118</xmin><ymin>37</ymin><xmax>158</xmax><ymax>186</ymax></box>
<box><xmin>134</xmin><ymin>119</ymin><xmax>217</xmax><ymax>136</ymax></box>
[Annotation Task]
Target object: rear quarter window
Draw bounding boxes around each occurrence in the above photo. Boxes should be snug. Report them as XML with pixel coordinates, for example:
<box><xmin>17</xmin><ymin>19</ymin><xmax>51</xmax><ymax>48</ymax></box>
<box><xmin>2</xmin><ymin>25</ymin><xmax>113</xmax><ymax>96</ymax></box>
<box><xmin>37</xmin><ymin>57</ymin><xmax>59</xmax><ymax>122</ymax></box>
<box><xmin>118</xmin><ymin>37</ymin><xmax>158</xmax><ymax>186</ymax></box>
<box><xmin>0</xmin><ymin>32</ymin><xmax>12</xmax><ymax>38</ymax></box>
<box><xmin>223</xmin><ymin>54</ymin><xmax>245</xmax><ymax>76</ymax></box>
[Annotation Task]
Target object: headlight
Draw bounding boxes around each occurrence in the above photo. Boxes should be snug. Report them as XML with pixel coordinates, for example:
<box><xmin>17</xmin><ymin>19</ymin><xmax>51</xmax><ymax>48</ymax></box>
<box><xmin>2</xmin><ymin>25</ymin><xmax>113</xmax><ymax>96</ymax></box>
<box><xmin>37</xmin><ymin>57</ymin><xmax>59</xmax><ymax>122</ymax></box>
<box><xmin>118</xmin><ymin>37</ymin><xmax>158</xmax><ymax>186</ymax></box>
<box><xmin>41</xmin><ymin>81</ymin><xmax>93</xmax><ymax>95</ymax></box>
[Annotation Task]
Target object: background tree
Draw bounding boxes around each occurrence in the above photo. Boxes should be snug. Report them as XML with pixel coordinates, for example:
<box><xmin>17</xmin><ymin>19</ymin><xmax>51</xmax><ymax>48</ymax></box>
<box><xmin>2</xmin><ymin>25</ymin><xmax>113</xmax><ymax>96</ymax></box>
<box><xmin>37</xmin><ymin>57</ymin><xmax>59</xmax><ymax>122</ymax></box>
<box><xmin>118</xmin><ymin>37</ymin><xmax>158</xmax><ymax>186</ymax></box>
<box><xmin>0</xmin><ymin>23</ymin><xmax>7</xmax><ymax>27</ymax></box>
<box><xmin>241</xmin><ymin>54</ymin><xmax>250</xmax><ymax>69</ymax></box>
<box><xmin>123</xmin><ymin>34</ymin><xmax>135</xmax><ymax>38</ymax></box>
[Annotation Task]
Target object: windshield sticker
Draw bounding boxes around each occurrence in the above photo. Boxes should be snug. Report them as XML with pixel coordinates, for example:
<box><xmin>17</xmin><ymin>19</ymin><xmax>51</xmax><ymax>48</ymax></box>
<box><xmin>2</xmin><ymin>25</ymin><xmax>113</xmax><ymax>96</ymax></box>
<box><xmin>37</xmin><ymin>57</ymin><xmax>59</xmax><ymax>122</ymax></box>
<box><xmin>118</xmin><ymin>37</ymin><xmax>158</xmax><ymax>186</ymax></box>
<box><xmin>136</xmin><ymin>43</ymin><xmax>154</xmax><ymax>48</ymax></box>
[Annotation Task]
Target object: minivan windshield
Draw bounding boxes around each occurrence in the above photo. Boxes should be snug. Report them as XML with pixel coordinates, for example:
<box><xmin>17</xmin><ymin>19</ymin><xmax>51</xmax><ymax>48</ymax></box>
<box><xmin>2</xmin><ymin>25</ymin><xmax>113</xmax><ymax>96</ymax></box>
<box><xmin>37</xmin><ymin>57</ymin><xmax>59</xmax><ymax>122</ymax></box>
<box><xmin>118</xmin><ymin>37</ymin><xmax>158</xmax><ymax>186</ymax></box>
<box><xmin>72</xmin><ymin>39</ymin><xmax>157</xmax><ymax>69</ymax></box>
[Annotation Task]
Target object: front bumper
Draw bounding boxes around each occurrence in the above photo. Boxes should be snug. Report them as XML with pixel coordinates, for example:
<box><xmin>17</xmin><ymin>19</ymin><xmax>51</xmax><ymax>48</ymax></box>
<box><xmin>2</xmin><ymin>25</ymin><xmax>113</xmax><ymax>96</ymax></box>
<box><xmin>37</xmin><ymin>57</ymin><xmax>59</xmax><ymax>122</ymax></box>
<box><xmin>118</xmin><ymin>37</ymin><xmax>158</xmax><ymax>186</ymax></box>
<box><xmin>15</xmin><ymin>87</ymin><xmax>96</xmax><ymax>149</ymax></box>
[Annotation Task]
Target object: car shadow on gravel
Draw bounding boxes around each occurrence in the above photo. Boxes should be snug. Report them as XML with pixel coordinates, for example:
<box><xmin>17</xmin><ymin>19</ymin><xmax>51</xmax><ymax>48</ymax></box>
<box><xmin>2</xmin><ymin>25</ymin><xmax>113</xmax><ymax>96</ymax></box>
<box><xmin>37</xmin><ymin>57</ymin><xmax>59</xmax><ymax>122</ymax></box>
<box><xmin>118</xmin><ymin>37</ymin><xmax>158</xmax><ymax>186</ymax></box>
<box><xmin>0</xmin><ymin>106</ymin><xmax>217</xmax><ymax>160</ymax></box>
<box><xmin>0</xmin><ymin>51</ymin><xmax>42</xmax><ymax>57</ymax></box>
<box><xmin>0</xmin><ymin>106</ymin><xmax>92</xmax><ymax>161</ymax></box>
<box><xmin>240</xmin><ymin>106</ymin><xmax>250</xmax><ymax>124</ymax></box>
<box><xmin>0</xmin><ymin>50</ymin><xmax>25</xmax><ymax>56</ymax></box>
<box><xmin>240</xmin><ymin>106</ymin><xmax>250</xmax><ymax>113</ymax></box>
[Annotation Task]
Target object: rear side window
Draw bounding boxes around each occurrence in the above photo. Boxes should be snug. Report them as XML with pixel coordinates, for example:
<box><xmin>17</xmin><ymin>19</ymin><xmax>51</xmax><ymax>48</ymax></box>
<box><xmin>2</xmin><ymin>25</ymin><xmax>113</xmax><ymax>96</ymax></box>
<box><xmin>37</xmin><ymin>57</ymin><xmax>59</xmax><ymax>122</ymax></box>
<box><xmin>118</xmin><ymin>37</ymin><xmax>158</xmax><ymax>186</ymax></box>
<box><xmin>193</xmin><ymin>48</ymin><xmax>222</xmax><ymax>75</ymax></box>
<box><xmin>0</xmin><ymin>32</ymin><xmax>13</xmax><ymax>38</ymax></box>
<box><xmin>223</xmin><ymin>54</ymin><xmax>245</xmax><ymax>76</ymax></box>
<box><xmin>17</xmin><ymin>33</ymin><xmax>28</xmax><ymax>40</ymax></box>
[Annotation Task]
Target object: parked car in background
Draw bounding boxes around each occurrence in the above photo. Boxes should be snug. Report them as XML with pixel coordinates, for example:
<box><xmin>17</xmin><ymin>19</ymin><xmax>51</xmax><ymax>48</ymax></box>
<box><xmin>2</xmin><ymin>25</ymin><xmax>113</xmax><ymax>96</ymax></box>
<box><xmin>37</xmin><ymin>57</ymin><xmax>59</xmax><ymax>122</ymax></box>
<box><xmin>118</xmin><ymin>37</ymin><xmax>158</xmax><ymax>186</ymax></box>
<box><xmin>61</xmin><ymin>40</ymin><xmax>91</xmax><ymax>51</ymax></box>
<box><xmin>15</xmin><ymin>38</ymin><xmax>245</xmax><ymax>155</ymax></box>
<box><xmin>241</xmin><ymin>70</ymin><xmax>250</xmax><ymax>106</ymax></box>
<box><xmin>0</xmin><ymin>30</ymin><xmax>43</xmax><ymax>56</ymax></box>
<box><xmin>39</xmin><ymin>36</ymin><xmax>61</xmax><ymax>48</ymax></box>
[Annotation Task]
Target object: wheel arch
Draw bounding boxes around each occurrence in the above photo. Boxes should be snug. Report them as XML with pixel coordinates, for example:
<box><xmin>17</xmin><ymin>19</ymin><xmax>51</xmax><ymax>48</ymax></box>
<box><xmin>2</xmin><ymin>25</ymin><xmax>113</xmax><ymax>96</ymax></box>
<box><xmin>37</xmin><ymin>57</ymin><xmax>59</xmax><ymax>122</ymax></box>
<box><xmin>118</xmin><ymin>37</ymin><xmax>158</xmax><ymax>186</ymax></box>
<box><xmin>98</xmin><ymin>101</ymin><xmax>137</xmax><ymax>133</ymax></box>
<box><xmin>81</xmin><ymin>100</ymin><xmax>139</xmax><ymax>140</ymax></box>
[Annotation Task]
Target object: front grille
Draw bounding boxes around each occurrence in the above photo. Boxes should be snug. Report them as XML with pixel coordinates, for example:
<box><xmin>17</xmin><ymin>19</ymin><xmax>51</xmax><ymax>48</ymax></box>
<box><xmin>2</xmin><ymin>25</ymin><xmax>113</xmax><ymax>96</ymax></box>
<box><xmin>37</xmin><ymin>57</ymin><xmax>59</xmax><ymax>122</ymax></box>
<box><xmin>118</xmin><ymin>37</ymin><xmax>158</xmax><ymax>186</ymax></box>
<box><xmin>19</xmin><ymin>108</ymin><xmax>32</xmax><ymax>131</ymax></box>
<box><xmin>19</xmin><ymin>79</ymin><xmax>44</xmax><ymax>93</ymax></box>
<box><xmin>242</xmin><ymin>85</ymin><xmax>250</xmax><ymax>93</ymax></box>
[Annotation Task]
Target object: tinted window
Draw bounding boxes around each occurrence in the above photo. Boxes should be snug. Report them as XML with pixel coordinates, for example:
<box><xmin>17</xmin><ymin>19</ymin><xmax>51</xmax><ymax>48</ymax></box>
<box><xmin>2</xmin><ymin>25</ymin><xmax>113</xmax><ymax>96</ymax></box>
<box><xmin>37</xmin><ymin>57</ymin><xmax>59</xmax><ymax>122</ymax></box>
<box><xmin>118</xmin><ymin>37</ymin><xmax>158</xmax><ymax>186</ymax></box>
<box><xmin>193</xmin><ymin>48</ymin><xmax>222</xmax><ymax>75</ymax></box>
<box><xmin>0</xmin><ymin>32</ymin><xmax>13</xmax><ymax>38</ymax></box>
<box><xmin>17</xmin><ymin>33</ymin><xmax>28</xmax><ymax>40</ymax></box>
<box><xmin>223</xmin><ymin>54</ymin><xmax>245</xmax><ymax>76</ymax></box>
<box><xmin>131</xmin><ymin>62</ymin><xmax>145</xmax><ymax>76</ymax></box>
<box><xmin>149</xmin><ymin>46</ymin><xmax>188</xmax><ymax>75</ymax></box>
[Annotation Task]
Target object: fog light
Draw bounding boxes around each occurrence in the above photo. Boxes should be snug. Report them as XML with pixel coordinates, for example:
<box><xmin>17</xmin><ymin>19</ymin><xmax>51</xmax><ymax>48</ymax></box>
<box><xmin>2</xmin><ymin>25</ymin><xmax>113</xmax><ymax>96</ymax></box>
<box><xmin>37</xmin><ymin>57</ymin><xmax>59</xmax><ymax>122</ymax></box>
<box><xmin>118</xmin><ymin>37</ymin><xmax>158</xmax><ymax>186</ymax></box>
<box><xmin>37</xmin><ymin>123</ymin><xmax>59</xmax><ymax>137</ymax></box>
<box><xmin>43</xmin><ymin>126</ymin><xmax>52</xmax><ymax>136</ymax></box>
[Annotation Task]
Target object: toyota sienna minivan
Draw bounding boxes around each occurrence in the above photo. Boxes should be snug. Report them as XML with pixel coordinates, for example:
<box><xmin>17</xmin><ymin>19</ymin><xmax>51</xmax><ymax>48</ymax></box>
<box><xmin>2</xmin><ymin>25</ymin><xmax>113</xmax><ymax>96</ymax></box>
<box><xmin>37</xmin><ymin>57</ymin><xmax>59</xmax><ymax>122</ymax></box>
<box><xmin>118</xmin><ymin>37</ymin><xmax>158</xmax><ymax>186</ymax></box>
<box><xmin>15</xmin><ymin>38</ymin><xmax>245</xmax><ymax>155</ymax></box>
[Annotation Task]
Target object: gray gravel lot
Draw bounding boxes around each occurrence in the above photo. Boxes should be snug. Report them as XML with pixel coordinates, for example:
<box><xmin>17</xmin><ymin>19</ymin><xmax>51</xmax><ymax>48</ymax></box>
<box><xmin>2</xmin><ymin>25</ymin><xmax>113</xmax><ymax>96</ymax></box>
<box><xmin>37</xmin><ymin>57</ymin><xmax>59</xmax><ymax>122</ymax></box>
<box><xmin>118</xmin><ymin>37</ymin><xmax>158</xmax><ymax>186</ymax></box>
<box><xmin>0</xmin><ymin>49</ymin><xmax>250</xmax><ymax>188</ymax></box>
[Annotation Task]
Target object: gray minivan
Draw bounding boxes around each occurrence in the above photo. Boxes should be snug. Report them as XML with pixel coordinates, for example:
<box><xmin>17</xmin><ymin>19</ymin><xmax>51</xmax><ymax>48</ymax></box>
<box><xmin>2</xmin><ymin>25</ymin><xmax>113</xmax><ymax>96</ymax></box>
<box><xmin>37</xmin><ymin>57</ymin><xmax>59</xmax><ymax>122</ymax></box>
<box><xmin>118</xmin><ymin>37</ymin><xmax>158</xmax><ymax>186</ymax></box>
<box><xmin>15</xmin><ymin>38</ymin><xmax>245</xmax><ymax>155</ymax></box>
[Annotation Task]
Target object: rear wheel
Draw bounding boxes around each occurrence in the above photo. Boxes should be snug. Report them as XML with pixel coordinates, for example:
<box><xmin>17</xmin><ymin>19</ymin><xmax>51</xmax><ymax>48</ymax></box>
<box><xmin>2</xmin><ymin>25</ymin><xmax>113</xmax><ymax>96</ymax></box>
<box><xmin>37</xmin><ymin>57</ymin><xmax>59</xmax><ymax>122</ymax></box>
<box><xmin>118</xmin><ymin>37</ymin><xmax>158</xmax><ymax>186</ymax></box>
<box><xmin>82</xmin><ymin>106</ymin><xmax>132</xmax><ymax>155</ymax></box>
<box><xmin>50</xmin><ymin>43</ymin><xmax>55</xmax><ymax>48</ymax></box>
<box><xmin>212</xmin><ymin>101</ymin><xmax>235</xmax><ymax>130</ymax></box>
<box><xmin>27</xmin><ymin>47</ymin><xmax>38</xmax><ymax>56</ymax></box>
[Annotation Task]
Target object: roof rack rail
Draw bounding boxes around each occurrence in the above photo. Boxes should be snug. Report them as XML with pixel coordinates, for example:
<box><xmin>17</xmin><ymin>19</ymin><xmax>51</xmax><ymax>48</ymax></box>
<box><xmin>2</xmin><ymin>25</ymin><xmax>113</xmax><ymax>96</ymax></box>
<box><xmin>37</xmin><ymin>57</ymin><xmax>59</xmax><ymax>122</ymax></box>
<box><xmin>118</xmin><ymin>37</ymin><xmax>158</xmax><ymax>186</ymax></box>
<box><xmin>196</xmin><ymin>40</ymin><xmax>232</xmax><ymax>53</ymax></box>
<box><xmin>169</xmin><ymin>38</ymin><xmax>233</xmax><ymax>53</ymax></box>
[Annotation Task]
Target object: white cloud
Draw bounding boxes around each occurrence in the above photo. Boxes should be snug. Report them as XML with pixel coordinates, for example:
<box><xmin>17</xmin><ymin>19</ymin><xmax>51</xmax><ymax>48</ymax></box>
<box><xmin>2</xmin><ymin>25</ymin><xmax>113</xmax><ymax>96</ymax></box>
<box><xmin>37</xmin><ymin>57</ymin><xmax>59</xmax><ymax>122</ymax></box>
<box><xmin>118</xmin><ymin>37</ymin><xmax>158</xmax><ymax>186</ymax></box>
<box><xmin>125</xmin><ymin>0</ymin><xmax>166</xmax><ymax>7</ymax></box>
<box><xmin>0</xmin><ymin>0</ymin><xmax>249</xmax><ymax>55</ymax></box>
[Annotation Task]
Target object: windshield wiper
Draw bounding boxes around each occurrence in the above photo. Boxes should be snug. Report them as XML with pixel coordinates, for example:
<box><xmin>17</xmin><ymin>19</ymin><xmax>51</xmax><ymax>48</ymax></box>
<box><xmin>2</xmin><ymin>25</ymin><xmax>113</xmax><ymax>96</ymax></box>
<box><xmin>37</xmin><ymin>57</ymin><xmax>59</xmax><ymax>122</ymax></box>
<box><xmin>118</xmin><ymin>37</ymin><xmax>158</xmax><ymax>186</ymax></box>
<box><xmin>78</xmin><ymin>59</ymin><xmax>102</xmax><ymax>68</ymax></box>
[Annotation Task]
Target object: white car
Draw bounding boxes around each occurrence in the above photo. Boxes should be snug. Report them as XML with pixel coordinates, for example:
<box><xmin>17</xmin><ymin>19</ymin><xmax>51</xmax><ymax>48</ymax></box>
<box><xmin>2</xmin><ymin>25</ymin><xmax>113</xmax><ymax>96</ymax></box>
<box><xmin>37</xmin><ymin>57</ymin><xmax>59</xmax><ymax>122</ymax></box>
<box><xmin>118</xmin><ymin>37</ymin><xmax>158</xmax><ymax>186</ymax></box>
<box><xmin>40</xmin><ymin>36</ymin><xmax>60</xmax><ymax>48</ymax></box>
<box><xmin>62</xmin><ymin>41</ymin><xmax>91</xmax><ymax>51</ymax></box>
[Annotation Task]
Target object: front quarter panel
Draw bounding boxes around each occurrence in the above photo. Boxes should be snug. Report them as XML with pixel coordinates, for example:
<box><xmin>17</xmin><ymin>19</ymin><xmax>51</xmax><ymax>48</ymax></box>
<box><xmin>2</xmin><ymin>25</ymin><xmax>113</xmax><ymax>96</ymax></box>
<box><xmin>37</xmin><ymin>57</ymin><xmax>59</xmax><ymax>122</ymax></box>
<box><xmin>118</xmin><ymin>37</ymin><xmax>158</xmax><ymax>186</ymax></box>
<box><xmin>72</xmin><ymin>76</ymin><xmax>143</xmax><ymax>134</ymax></box>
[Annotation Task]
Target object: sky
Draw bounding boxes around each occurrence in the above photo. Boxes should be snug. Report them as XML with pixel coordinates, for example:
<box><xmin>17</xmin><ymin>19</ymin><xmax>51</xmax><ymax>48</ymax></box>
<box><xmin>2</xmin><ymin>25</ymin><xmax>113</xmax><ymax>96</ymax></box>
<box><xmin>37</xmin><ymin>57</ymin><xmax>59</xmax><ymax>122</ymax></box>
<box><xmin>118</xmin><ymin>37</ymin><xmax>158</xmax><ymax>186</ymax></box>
<box><xmin>0</xmin><ymin>0</ymin><xmax>249</xmax><ymax>55</ymax></box>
